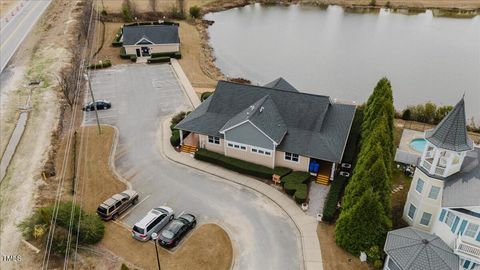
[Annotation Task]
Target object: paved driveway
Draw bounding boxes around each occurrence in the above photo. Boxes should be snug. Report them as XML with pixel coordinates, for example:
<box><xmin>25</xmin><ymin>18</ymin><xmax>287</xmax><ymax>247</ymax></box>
<box><xmin>84</xmin><ymin>64</ymin><xmax>302</xmax><ymax>270</ymax></box>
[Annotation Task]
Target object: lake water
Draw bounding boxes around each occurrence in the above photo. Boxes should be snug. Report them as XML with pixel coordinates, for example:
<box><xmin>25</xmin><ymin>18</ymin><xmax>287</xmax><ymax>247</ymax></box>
<box><xmin>204</xmin><ymin>4</ymin><xmax>480</xmax><ymax>123</ymax></box>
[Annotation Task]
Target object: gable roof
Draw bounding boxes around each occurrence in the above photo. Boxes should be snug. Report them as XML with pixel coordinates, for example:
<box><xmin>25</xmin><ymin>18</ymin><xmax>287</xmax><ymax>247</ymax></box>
<box><xmin>122</xmin><ymin>24</ymin><xmax>179</xmax><ymax>46</ymax></box>
<box><xmin>425</xmin><ymin>98</ymin><xmax>473</xmax><ymax>152</ymax></box>
<box><xmin>442</xmin><ymin>147</ymin><xmax>480</xmax><ymax>207</ymax></box>
<box><xmin>384</xmin><ymin>227</ymin><xmax>458</xmax><ymax>270</ymax></box>
<box><xmin>263</xmin><ymin>77</ymin><xmax>299</xmax><ymax>92</ymax></box>
<box><xmin>220</xmin><ymin>95</ymin><xmax>287</xmax><ymax>144</ymax></box>
<box><xmin>176</xmin><ymin>79</ymin><xmax>356</xmax><ymax>163</ymax></box>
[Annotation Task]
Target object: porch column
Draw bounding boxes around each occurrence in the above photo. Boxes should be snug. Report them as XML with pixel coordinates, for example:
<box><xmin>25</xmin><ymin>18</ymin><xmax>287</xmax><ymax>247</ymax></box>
<box><xmin>179</xmin><ymin>130</ymin><xmax>183</xmax><ymax>145</ymax></box>
<box><xmin>330</xmin><ymin>163</ymin><xmax>336</xmax><ymax>180</ymax></box>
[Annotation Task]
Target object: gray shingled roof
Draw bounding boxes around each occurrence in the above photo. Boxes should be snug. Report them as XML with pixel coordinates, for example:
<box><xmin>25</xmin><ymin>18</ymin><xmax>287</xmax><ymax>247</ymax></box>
<box><xmin>220</xmin><ymin>95</ymin><xmax>287</xmax><ymax>144</ymax></box>
<box><xmin>442</xmin><ymin>147</ymin><xmax>480</xmax><ymax>207</ymax></box>
<box><xmin>176</xmin><ymin>80</ymin><xmax>356</xmax><ymax>163</ymax></box>
<box><xmin>425</xmin><ymin>98</ymin><xmax>473</xmax><ymax>152</ymax></box>
<box><xmin>384</xmin><ymin>227</ymin><xmax>459</xmax><ymax>270</ymax></box>
<box><xmin>122</xmin><ymin>24</ymin><xmax>179</xmax><ymax>46</ymax></box>
<box><xmin>263</xmin><ymin>77</ymin><xmax>299</xmax><ymax>92</ymax></box>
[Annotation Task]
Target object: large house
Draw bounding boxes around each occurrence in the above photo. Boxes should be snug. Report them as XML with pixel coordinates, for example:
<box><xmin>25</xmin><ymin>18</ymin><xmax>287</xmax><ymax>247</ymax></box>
<box><xmin>121</xmin><ymin>22</ymin><xmax>180</xmax><ymax>58</ymax></box>
<box><xmin>175</xmin><ymin>78</ymin><xmax>356</xmax><ymax>185</ymax></box>
<box><xmin>384</xmin><ymin>98</ymin><xmax>480</xmax><ymax>270</ymax></box>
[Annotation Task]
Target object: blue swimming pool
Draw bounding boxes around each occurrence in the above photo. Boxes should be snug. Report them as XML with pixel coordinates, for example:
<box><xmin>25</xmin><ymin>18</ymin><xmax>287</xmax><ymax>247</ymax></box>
<box><xmin>410</xmin><ymin>138</ymin><xmax>427</xmax><ymax>153</ymax></box>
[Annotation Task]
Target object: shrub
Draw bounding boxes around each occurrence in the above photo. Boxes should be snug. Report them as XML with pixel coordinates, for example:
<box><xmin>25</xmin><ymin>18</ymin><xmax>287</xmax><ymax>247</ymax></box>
<box><xmin>369</xmin><ymin>0</ymin><xmax>376</xmax><ymax>6</ymax></box>
<box><xmin>122</xmin><ymin>4</ymin><xmax>134</xmax><ymax>22</ymax></box>
<box><xmin>284</xmin><ymin>181</ymin><xmax>298</xmax><ymax>196</ymax></box>
<box><xmin>189</xmin><ymin>6</ymin><xmax>201</xmax><ymax>18</ymax></box>
<box><xmin>88</xmin><ymin>59</ymin><xmax>112</xmax><ymax>69</ymax></box>
<box><xmin>130</xmin><ymin>54</ymin><xmax>137</xmax><ymax>62</ymax></box>
<box><xmin>281</xmin><ymin>171</ymin><xmax>310</xmax><ymax>184</ymax></box>
<box><xmin>273</xmin><ymin>167</ymin><xmax>292</xmax><ymax>178</ymax></box>
<box><xmin>374</xmin><ymin>260</ymin><xmax>384</xmax><ymax>269</ymax></box>
<box><xmin>151</xmin><ymin>52</ymin><xmax>173</xmax><ymax>58</ymax></box>
<box><xmin>171</xmin><ymin>111</ymin><xmax>188</xmax><ymax>125</ymax></box>
<box><xmin>170</xmin><ymin>123</ymin><xmax>177</xmax><ymax>131</ymax></box>
<box><xmin>101</xmin><ymin>9</ymin><xmax>107</xmax><ymax>16</ymax></box>
<box><xmin>121</xmin><ymin>264</ymin><xmax>130</xmax><ymax>270</ymax></box>
<box><xmin>170</xmin><ymin>7</ymin><xmax>186</xmax><ymax>20</ymax></box>
<box><xmin>294</xmin><ymin>184</ymin><xmax>308</xmax><ymax>204</ymax></box>
<box><xmin>78</xmin><ymin>213</ymin><xmax>104</xmax><ymax>244</ymax></box>
<box><xmin>148</xmin><ymin>57</ymin><xmax>170</xmax><ymax>64</ymax></box>
<box><xmin>51</xmin><ymin>229</ymin><xmax>70</xmax><ymax>256</ymax></box>
<box><xmin>200</xmin><ymin>91</ymin><xmax>213</xmax><ymax>101</ymax></box>
<box><xmin>170</xmin><ymin>129</ymin><xmax>180</xmax><ymax>147</ymax></box>
<box><xmin>322</xmin><ymin>176</ymin><xmax>348</xmax><ymax>222</ymax></box>
<box><xmin>112</xmin><ymin>28</ymin><xmax>122</xmax><ymax>47</ymax></box>
<box><xmin>173</xmin><ymin>52</ymin><xmax>182</xmax><ymax>59</ymax></box>
<box><xmin>194</xmin><ymin>149</ymin><xmax>273</xmax><ymax>179</ymax></box>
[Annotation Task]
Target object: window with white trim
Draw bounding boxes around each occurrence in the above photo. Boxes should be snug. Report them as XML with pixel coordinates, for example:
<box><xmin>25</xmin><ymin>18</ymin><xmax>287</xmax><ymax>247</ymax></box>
<box><xmin>208</xmin><ymin>136</ymin><xmax>220</xmax><ymax>145</ymax></box>
<box><xmin>226</xmin><ymin>141</ymin><xmax>247</xmax><ymax>151</ymax></box>
<box><xmin>415</xmin><ymin>178</ymin><xmax>424</xmax><ymax>193</ymax></box>
<box><xmin>285</xmin><ymin>152</ymin><xmax>299</xmax><ymax>162</ymax></box>
<box><xmin>420</xmin><ymin>212</ymin><xmax>432</xmax><ymax>226</ymax></box>
<box><xmin>445</xmin><ymin>211</ymin><xmax>455</xmax><ymax>227</ymax></box>
<box><xmin>428</xmin><ymin>186</ymin><xmax>440</xmax><ymax>200</ymax></box>
<box><xmin>251</xmin><ymin>147</ymin><xmax>271</xmax><ymax>156</ymax></box>
<box><xmin>464</xmin><ymin>223</ymin><xmax>479</xmax><ymax>238</ymax></box>
<box><xmin>407</xmin><ymin>204</ymin><xmax>416</xmax><ymax>219</ymax></box>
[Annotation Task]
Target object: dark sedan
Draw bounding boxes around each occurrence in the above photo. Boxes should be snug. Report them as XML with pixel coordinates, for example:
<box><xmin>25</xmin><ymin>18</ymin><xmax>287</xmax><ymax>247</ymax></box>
<box><xmin>158</xmin><ymin>213</ymin><xmax>196</xmax><ymax>248</ymax></box>
<box><xmin>83</xmin><ymin>100</ymin><xmax>111</xmax><ymax>111</ymax></box>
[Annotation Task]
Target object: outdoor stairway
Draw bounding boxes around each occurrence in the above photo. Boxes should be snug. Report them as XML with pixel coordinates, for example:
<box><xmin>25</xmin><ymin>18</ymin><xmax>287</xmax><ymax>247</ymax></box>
<box><xmin>181</xmin><ymin>144</ymin><xmax>197</xmax><ymax>154</ymax></box>
<box><xmin>316</xmin><ymin>174</ymin><xmax>330</xmax><ymax>185</ymax></box>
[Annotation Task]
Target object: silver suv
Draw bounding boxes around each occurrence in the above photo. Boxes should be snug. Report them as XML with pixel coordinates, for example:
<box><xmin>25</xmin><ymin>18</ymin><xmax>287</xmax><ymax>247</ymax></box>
<box><xmin>131</xmin><ymin>206</ymin><xmax>174</xmax><ymax>241</ymax></box>
<box><xmin>97</xmin><ymin>190</ymin><xmax>139</xmax><ymax>221</ymax></box>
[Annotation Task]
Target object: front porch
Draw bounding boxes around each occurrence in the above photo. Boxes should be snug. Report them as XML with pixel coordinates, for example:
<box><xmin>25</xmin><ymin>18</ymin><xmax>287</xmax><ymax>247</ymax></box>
<box><xmin>180</xmin><ymin>131</ymin><xmax>199</xmax><ymax>154</ymax></box>
<box><xmin>309</xmin><ymin>159</ymin><xmax>335</xmax><ymax>185</ymax></box>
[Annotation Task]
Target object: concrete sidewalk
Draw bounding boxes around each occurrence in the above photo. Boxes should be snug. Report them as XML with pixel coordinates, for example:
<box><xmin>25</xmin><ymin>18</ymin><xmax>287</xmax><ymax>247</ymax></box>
<box><xmin>160</xmin><ymin>119</ymin><xmax>323</xmax><ymax>270</ymax></box>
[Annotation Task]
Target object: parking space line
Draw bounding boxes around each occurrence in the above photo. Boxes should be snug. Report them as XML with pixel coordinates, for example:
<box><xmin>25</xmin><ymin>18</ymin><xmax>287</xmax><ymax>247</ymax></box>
<box><xmin>119</xmin><ymin>194</ymin><xmax>151</xmax><ymax>220</ymax></box>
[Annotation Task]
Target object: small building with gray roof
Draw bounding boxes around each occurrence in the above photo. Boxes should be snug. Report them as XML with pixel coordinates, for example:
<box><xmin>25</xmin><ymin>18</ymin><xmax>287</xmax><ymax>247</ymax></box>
<box><xmin>175</xmin><ymin>78</ymin><xmax>356</xmax><ymax>184</ymax></box>
<box><xmin>121</xmin><ymin>22</ymin><xmax>180</xmax><ymax>59</ymax></box>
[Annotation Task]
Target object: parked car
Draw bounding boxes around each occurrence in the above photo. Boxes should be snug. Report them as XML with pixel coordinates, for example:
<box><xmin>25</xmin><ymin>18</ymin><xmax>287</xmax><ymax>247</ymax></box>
<box><xmin>132</xmin><ymin>206</ymin><xmax>174</xmax><ymax>241</ymax></box>
<box><xmin>158</xmin><ymin>213</ymin><xmax>196</xmax><ymax>248</ymax></box>
<box><xmin>83</xmin><ymin>100</ymin><xmax>111</xmax><ymax>111</ymax></box>
<box><xmin>96</xmin><ymin>190</ymin><xmax>139</xmax><ymax>221</ymax></box>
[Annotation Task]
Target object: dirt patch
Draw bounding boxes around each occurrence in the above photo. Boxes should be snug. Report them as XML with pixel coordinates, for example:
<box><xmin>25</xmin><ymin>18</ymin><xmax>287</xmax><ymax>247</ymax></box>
<box><xmin>102</xmin><ymin>222</ymin><xmax>233</xmax><ymax>270</ymax></box>
<box><xmin>317</xmin><ymin>223</ymin><xmax>370</xmax><ymax>270</ymax></box>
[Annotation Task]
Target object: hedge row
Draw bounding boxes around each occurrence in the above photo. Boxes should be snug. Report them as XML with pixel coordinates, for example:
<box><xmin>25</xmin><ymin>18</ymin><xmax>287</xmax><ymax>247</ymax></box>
<box><xmin>112</xmin><ymin>28</ymin><xmax>123</xmax><ymax>47</ymax></box>
<box><xmin>119</xmin><ymin>47</ymin><xmax>136</xmax><ymax>61</ymax></box>
<box><xmin>322</xmin><ymin>176</ymin><xmax>348</xmax><ymax>222</ymax></box>
<box><xmin>88</xmin><ymin>59</ymin><xmax>112</xmax><ymax>69</ymax></box>
<box><xmin>282</xmin><ymin>171</ymin><xmax>310</xmax><ymax>204</ymax></box>
<box><xmin>148</xmin><ymin>56</ymin><xmax>170</xmax><ymax>64</ymax></box>
<box><xmin>200</xmin><ymin>91</ymin><xmax>213</xmax><ymax>102</ymax></box>
<box><xmin>170</xmin><ymin>129</ymin><xmax>180</xmax><ymax>147</ymax></box>
<box><xmin>195</xmin><ymin>148</ymin><xmax>273</xmax><ymax>179</ymax></box>
<box><xmin>273</xmin><ymin>167</ymin><xmax>292</xmax><ymax>178</ymax></box>
<box><xmin>150</xmin><ymin>52</ymin><xmax>182</xmax><ymax>59</ymax></box>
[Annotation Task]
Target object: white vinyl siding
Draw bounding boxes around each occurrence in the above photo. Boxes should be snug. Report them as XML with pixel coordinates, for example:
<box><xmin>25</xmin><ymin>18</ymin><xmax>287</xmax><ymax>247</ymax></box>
<box><xmin>415</xmin><ymin>178</ymin><xmax>424</xmax><ymax>193</ymax></box>
<box><xmin>420</xmin><ymin>212</ymin><xmax>432</xmax><ymax>226</ymax></box>
<box><xmin>428</xmin><ymin>186</ymin><xmax>440</xmax><ymax>199</ymax></box>
<box><xmin>208</xmin><ymin>136</ymin><xmax>220</xmax><ymax>145</ymax></box>
<box><xmin>407</xmin><ymin>204</ymin><xmax>417</xmax><ymax>219</ymax></box>
<box><xmin>465</xmin><ymin>223</ymin><xmax>479</xmax><ymax>238</ymax></box>
<box><xmin>227</xmin><ymin>141</ymin><xmax>247</xmax><ymax>151</ymax></box>
<box><xmin>284</xmin><ymin>152</ymin><xmax>299</xmax><ymax>163</ymax></box>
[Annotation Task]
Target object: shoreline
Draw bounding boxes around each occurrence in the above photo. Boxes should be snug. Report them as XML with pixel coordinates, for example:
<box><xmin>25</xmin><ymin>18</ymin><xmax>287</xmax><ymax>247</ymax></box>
<box><xmin>200</xmin><ymin>0</ymin><xmax>480</xmax><ymax>18</ymax></box>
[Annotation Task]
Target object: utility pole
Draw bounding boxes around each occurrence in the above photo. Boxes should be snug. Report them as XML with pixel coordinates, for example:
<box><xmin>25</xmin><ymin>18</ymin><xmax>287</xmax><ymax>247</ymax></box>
<box><xmin>84</xmin><ymin>72</ymin><xmax>101</xmax><ymax>134</ymax></box>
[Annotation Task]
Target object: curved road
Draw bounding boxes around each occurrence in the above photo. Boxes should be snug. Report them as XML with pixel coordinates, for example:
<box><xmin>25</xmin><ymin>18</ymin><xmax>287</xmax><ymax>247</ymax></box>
<box><xmin>0</xmin><ymin>0</ymin><xmax>51</xmax><ymax>73</ymax></box>
<box><xmin>84</xmin><ymin>64</ymin><xmax>303</xmax><ymax>270</ymax></box>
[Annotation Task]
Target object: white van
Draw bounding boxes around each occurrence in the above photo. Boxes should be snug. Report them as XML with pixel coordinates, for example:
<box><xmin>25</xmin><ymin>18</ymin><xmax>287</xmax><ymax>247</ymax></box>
<box><xmin>132</xmin><ymin>206</ymin><xmax>174</xmax><ymax>241</ymax></box>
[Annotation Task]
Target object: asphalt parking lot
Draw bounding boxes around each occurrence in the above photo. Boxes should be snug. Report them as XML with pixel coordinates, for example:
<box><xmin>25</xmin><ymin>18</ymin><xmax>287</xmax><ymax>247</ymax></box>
<box><xmin>84</xmin><ymin>64</ymin><xmax>302</xmax><ymax>270</ymax></box>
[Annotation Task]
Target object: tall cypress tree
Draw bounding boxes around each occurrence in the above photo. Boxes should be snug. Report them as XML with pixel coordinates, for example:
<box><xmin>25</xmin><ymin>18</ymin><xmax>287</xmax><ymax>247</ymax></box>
<box><xmin>335</xmin><ymin>189</ymin><xmax>392</xmax><ymax>255</ymax></box>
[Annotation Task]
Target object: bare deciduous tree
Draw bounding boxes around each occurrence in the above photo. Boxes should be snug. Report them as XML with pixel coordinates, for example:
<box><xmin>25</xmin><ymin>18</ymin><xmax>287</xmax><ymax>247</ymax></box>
<box><xmin>149</xmin><ymin>0</ymin><xmax>157</xmax><ymax>12</ymax></box>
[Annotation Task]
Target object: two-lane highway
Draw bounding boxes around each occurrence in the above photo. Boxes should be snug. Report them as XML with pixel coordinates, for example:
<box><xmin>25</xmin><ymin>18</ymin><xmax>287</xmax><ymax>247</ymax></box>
<box><xmin>0</xmin><ymin>0</ymin><xmax>52</xmax><ymax>73</ymax></box>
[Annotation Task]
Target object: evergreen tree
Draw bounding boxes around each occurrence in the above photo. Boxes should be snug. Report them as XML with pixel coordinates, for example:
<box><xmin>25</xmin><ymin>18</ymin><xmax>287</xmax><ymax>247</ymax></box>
<box><xmin>335</xmin><ymin>189</ymin><xmax>392</xmax><ymax>255</ymax></box>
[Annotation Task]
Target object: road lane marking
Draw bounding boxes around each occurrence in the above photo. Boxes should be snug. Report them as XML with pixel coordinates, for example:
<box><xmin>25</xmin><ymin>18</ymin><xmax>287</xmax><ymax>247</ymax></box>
<box><xmin>0</xmin><ymin>1</ymin><xmax>43</xmax><ymax>50</ymax></box>
<box><xmin>119</xmin><ymin>194</ymin><xmax>151</xmax><ymax>220</ymax></box>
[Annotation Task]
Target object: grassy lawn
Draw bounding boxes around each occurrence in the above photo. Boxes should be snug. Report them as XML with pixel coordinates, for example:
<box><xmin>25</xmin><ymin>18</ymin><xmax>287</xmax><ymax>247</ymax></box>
<box><xmin>75</xmin><ymin>125</ymin><xmax>233</xmax><ymax>269</ymax></box>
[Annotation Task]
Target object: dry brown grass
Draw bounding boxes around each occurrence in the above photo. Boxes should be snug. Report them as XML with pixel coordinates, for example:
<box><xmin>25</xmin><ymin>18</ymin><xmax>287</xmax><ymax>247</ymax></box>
<box><xmin>93</xmin><ymin>22</ymin><xmax>132</xmax><ymax>65</ymax></box>
<box><xmin>102</xmin><ymin>222</ymin><xmax>233</xmax><ymax>270</ymax></box>
<box><xmin>317</xmin><ymin>223</ymin><xmax>370</xmax><ymax>270</ymax></box>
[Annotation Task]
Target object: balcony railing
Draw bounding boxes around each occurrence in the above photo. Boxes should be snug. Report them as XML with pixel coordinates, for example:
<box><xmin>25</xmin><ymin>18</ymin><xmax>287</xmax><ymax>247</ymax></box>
<box><xmin>455</xmin><ymin>236</ymin><xmax>480</xmax><ymax>263</ymax></box>
<box><xmin>435</xmin><ymin>166</ymin><xmax>446</xmax><ymax>176</ymax></box>
<box><xmin>422</xmin><ymin>160</ymin><xmax>432</xmax><ymax>171</ymax></box>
